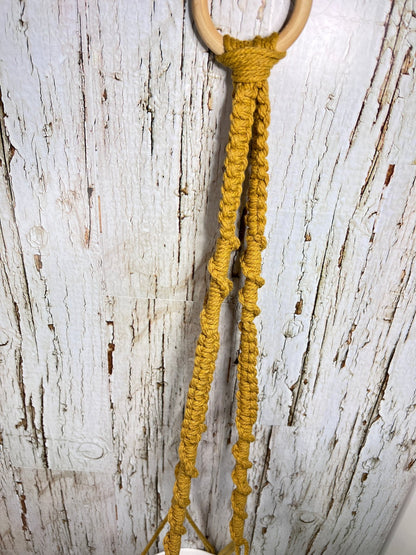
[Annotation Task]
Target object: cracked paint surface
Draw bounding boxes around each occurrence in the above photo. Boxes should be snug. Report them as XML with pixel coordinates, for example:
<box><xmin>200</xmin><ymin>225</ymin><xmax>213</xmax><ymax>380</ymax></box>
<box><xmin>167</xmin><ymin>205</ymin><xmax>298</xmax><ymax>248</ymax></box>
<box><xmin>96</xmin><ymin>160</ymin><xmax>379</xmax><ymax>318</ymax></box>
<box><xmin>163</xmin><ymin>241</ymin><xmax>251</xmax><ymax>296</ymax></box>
<box><xmin>0</xmin><ymin>1</ymin><xmax>415</xmax><ymax>554</ymax></box>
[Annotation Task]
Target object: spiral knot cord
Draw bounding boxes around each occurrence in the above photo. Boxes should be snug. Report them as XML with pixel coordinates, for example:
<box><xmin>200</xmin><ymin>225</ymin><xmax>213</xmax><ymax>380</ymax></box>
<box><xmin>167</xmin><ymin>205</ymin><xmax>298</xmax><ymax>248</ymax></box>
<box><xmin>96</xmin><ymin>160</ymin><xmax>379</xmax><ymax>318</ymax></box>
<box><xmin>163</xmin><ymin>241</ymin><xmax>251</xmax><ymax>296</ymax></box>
<box><xmin>143</xmin><ymin>32</ymin><xmax>286</xmax><ymax>555</ymax></box>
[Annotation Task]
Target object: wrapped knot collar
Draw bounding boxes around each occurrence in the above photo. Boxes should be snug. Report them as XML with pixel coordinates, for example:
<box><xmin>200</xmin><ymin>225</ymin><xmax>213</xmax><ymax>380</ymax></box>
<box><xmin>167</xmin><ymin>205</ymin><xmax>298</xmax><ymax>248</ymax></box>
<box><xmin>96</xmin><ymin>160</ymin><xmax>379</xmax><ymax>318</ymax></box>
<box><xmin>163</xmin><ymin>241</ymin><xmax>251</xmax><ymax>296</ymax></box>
<box><xmin>217</xmin><ymin>33</ymin><xmax>286</xmax><ymax>83</ymax></box>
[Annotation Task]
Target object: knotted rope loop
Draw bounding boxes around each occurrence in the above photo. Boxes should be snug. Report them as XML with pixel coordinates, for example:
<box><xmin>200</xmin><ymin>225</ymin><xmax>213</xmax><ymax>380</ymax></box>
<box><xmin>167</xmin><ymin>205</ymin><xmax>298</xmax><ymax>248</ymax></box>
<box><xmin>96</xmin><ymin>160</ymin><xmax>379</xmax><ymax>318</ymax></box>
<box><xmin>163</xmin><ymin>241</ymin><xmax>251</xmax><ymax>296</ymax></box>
<box><xmin>217</xmin><ymin>33</ymin><xmax>286</xmax><ymax>83</ymax></box>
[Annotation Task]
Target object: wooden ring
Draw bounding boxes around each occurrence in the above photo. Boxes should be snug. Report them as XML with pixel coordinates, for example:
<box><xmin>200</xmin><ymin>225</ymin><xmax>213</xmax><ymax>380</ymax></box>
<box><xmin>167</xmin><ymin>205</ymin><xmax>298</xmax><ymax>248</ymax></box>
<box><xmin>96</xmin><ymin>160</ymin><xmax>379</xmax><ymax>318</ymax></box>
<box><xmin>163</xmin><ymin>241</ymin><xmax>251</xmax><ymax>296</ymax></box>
<box><xmin>191</xmin><ymin>0</ymin><xmax>312</xmax><ymax>55</ymax></box>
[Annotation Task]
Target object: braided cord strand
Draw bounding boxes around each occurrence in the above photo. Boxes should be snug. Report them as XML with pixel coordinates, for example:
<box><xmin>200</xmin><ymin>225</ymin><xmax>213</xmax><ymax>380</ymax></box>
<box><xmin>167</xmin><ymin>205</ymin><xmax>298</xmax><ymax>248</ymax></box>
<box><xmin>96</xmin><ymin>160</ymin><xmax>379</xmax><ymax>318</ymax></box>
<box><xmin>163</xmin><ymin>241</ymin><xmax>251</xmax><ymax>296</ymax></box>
<box><xmin>163</xmin><ymin>79</ymin><xmax>258</xmax><ymax>555</ymax></box>
<box><xmin>230</xmin><ymin>80</ymin><xmax>273</xmax><ymax>555</ymax></box>
<box><xmin>146</xmin><ymin>32</ymin><xmax>286</xmax><ymax>555</ymax></box>
<box><xmin>216</xmin><ymin>33</ymin><xmax>285</xmax><ymax>554</ymax></box>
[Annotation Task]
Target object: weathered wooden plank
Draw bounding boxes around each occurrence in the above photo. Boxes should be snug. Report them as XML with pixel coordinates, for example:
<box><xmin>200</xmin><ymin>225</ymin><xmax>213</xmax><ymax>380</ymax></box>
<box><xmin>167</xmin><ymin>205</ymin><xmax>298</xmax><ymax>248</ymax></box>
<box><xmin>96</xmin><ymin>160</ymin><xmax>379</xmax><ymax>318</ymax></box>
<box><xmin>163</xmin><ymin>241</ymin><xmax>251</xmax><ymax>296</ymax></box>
<box><xmin>0</xmin><ymin>0</ymin><xmax>113</xmax><ymax>477</ymax></box>
<box><xmin>0</xmin><ymin>0</ymin><xmax>415</xmax><ymax>554</ymax></box>
<box><xmin>0</xmin><ymin>448</ymin><xmax>117</xmax><ymax>554</ymax></box>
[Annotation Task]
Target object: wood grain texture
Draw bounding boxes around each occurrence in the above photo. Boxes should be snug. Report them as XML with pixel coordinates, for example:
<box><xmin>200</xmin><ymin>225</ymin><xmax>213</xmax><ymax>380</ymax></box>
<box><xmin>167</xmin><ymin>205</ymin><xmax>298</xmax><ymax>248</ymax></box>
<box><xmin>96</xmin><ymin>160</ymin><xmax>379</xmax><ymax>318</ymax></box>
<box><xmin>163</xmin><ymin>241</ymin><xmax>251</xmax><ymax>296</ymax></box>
<box><xmin>0</xmin><ymin>1</ymin><xmax>415</xmax><ymax>554</ymax></box>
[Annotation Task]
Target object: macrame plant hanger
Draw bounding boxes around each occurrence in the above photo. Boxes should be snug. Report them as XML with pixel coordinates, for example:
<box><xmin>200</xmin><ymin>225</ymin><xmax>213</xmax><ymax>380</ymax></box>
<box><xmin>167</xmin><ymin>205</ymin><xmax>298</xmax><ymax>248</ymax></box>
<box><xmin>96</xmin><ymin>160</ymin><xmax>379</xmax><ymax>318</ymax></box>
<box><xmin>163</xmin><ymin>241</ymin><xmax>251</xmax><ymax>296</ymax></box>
<box><xmin>143</xmin><ymin>1</ymin><xmax>312</xmax><ymax>554</ymax></box>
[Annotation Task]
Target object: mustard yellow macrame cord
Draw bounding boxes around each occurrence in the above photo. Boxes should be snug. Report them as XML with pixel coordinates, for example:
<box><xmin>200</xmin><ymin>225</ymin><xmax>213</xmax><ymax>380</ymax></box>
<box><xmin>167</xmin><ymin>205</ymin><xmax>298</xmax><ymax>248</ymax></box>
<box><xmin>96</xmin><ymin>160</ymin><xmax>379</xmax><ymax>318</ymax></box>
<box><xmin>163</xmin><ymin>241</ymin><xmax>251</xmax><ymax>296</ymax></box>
<box><xmin>142</xmin><ymin>33</ymin><xmax>286</xmax><ymax>555</ymax></box>
<box><xmin>141</xmin><ymin>511</ymin><xmax>216</xmax><ymax>555</ymax></box>
<box><xmin>232</xmin><ymin>78</ymin><xmax>276</xmax><ymax>555</ymax></box>
<box><xmin>218</xmin><ymin>33</ymin><xmax>285</xmax><ymax>555</ymax></box>
<box><xmin>162</xmin><ymin>74</ymin><xmax>256</xmax><ymax>555</ymax></box>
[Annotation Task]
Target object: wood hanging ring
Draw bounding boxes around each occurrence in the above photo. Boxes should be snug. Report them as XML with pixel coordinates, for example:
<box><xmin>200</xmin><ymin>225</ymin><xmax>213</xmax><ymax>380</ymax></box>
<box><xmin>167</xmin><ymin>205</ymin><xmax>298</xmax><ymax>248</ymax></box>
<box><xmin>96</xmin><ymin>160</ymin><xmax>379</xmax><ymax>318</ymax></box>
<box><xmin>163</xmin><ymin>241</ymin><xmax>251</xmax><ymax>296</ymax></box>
<box><xmin>191</xmin><ymin>0</ymin><xmax>312</xmax><ymax>55</ymax></box>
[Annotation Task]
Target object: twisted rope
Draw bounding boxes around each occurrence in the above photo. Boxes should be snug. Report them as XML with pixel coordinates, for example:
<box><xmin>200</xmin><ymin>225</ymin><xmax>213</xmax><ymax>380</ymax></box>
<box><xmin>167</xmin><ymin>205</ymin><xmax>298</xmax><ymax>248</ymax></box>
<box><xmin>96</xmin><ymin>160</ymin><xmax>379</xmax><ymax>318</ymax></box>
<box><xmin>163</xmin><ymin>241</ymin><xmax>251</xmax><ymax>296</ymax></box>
<box><xmin>143</xmin><ymin>32</ymin><xmax>285</xmax><ymax>555</ymax></box>
<box><xmin>229</xmin><ymin>77</ymin><xmax>272</xmax><ymax>555</ymax></box>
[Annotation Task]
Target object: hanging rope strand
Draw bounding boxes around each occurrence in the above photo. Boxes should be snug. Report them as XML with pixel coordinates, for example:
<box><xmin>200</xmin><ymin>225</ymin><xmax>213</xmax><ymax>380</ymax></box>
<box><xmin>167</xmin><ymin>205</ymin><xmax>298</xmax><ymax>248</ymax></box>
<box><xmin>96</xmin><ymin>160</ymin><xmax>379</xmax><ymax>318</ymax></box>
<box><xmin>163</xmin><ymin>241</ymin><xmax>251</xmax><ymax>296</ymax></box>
<box><xmin>217</xmin><ymin>34</ymin><xmax>284</xmax><ymax>555</ymax></box>
<box><xmin>143</xmin><ymin>32</ymin><xmax>286</xmax><ymax>555</ymax></box>
<box><xmin>229</xmin><ymin>79</ymin><xmax>273</xmax><ymax>555</ymax></box>
<box><xmin>163</xmin><ymin>80</ymin><xmax>258</xmax><ymax>555</ymax></box>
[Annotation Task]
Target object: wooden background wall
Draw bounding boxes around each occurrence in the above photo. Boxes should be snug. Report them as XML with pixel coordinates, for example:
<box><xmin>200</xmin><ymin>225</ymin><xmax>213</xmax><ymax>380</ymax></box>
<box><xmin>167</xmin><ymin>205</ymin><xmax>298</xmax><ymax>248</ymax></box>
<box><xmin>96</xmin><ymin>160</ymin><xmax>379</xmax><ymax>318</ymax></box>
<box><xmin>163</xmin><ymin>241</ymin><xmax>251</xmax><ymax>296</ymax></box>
<box><xmin>1</xmin><ymin>1</ymin><xmax>415</xmax><ymax>553</ymax></box>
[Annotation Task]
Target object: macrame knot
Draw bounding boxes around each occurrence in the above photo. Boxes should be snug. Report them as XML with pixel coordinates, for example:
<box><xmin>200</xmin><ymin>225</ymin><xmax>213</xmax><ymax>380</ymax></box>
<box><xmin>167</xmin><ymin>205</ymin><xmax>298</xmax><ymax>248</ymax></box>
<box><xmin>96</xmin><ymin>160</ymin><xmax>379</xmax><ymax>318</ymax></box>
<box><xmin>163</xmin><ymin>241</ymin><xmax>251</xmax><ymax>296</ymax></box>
<box><xmin>154</xmin><ymin>29</ymin><xmax>284</xmax><ymax>555</ymax></box>
<box><xmin>216</xmin><ymin>33</ymin><xmax>286</xmax><ymax>83</ymax></box>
